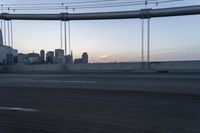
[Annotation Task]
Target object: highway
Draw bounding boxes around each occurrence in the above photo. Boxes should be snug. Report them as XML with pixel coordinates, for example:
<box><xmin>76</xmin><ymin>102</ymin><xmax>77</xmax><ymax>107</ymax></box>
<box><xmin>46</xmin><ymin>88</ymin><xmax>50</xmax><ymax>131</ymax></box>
<box><xmin>0</xmin><ymin>73</ymin><xmax>200</xmax><ymax>133</ymax></box>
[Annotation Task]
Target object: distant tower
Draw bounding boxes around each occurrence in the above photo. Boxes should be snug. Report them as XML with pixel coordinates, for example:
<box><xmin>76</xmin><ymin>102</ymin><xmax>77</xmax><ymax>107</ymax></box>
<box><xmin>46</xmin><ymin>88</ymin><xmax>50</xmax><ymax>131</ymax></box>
<box><xmin>71</xmin><ymin>50</ymin><xmax>73</xmax><ymax>63</ymax></box>
<box><xmin>0</xmin><ymin>29</ymin><xmax>3</xmax><ymax>46</ymax></box>
<box><xmin>40</xmin><ymin>49</ymin><xmax>45</xmax><ymax>64</ymax></box>
<box><xmin>82</xmin><ymin>52</ymin><xmax>88</xmax><ymax>64</ymax></box>
<box><xmin>46</xmin><ymin>51</ymin><xmax>54</xmax><ymax>64</ymax></box>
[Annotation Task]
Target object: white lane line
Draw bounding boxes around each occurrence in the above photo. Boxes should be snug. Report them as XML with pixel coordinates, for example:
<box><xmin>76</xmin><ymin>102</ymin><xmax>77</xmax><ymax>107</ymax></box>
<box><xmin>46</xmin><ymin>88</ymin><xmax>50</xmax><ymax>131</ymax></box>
<box><xmin>0</xmin><ymin>80</ymin><xmax>99</xmax><ymax>84</ymax></box>
<box><xmin>30</xmin><ymin>80</ymin><xmax>98</xmax><ymax>84</ymax></box>
<box><xmin>0</xmin><ymin>107</ymin><xmax>40</xmax><ymax>112</ymax></box>
<box><xmin>55</xmin><ymin>80</ymin><xmax>98</xmax><ymax>84</ymax></box>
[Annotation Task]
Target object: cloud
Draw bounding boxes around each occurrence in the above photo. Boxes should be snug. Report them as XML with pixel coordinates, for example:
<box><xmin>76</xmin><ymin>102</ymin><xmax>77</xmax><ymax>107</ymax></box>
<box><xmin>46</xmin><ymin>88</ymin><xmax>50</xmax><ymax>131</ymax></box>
<box><xmin>97</xmin><ymin>54</ymin><xmax>112</xmax><ymax>60</ymax></box>
<box><xmin>94</xmin><ymin>49</ymin><xmax>183</xmax><ymax>62</ymax></box>
<box><xmin>151</xmin><ymin>49</ymin><xmax>176</xmax><ymax>56</ymax></box>
<box><xmin>95</xmin><ymin>53</ymin><xmax>141</xmax><ymax>62</ymax></box>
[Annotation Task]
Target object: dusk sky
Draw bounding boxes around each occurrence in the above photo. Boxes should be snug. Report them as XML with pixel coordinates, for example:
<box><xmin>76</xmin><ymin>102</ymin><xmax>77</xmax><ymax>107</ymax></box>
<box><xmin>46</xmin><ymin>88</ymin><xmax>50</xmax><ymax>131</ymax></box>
<box><xmin>1</xmin><ymin>0</ymin><xmax>200</xmax><ymax>62</ymax></box>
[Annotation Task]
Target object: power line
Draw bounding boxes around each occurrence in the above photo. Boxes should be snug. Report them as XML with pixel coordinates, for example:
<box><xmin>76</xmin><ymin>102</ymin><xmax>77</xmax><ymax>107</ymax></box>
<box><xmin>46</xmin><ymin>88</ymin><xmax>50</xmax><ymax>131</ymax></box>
<box><xmin>1</xmin><ymin>0</ymin><xmax>155</xmax><ymax>9</ymax></box>
<box><xmin>2</xmin><ymin>0</ymin><xmax>151</xmax><ymax>6</ymax></box>
<box><xmin>0</xmin><ymin>0</ymin><xmax>132</xmax><ymax>6</ymax></box>
<box><xmin>70</xmin><ymin>0</ymin><xmax>183</xmax><ymax>9</ymax></box>
<box><xmin>1</xmin><ymin>0</ymin><xmax>184</xmax><ymax>11</ymax></box>
<box><xmin>68</xmin><ymin>0</ymin><xmax>158</xmax><ymax>8</ymax></box>
<box><xmin>2</xmin><ymin>0</ymin><xmax>182</xmax><ymax>8</ymax></box>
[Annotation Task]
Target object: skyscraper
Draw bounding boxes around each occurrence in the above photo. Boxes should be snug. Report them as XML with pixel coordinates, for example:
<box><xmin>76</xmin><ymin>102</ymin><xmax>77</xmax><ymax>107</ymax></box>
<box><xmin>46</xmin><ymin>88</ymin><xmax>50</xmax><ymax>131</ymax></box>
<box><xmin>40</xmin><ymin>49</ymin><xmax>45</xmax><ymax>64</ymax></box>
<box><xmin>46</xmin><ymin>51</ymin><xmax>54</xmax><ymax>64</ymax></box>
<box><xmin>55</xmin><ymin>49</ymin><xmax>65</xmax><ymax>64</ymax></box>
<box><xmin>71</xmin><ymin>50</ymin><xmax>73</xmax><ymax>63</ymax></box>
<box><xmin>65</xmin><ymin>50</ymin><xmax>73</xmax><ymax>64</ymax></box>
<box><xmin>0</xmin><ymin>29</ymin><xmax>18</xmax><ymax>65</ymax></box>
<box><xmin>82</xmin><ymin>52</ymin><xmax>88</xmax><ymax>64</ymax></box>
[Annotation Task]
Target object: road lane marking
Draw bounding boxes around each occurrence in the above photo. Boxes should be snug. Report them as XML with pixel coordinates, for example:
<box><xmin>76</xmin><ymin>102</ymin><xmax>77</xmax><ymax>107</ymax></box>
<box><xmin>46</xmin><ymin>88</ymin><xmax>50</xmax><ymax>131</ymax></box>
<box><xmin>0</xmin><ymin>107</ymin><xmax>39</xmax><ymax>112</ymax></box>
<box><xmin>57</xmin><ymin>80</ymin><xmax>98</xmax><ymax>84</ymax></box>
<box><xmin>30</xmin><ymin>80</ymin><xmax>98</xmax><ymax>84</ymax></box>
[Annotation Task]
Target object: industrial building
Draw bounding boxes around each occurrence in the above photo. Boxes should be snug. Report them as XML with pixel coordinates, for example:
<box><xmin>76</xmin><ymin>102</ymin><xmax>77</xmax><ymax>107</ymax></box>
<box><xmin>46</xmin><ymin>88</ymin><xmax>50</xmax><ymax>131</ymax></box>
<box><xmin>0</xmin><ymin>29</ymin><xmax>18</xmax><ymax>65</ymax></box>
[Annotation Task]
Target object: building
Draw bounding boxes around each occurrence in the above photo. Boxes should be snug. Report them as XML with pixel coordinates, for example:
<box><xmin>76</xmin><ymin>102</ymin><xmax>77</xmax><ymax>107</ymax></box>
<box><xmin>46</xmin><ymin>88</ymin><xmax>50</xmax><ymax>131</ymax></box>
<box><xmin>74</xmin><ymin>52</ymin><xmax>89</xmax><ymax>64</ymax></box>
<box><xmin>46</xmin><ymin>51</ymin><xmax>54</xmax><ymax>64</ymax></box>
<box><xmin>40</xmin><ymin>49</ymin><xmax>45</xmax><ymax>64</ymax></box>
<box><xmin>82</xmin><ymin>52</ymin><xmax>88</xmax><ymax>64</ymax></box>
<box><xmin>55</xmin><ymin>49</ymin><xmax>65</xmax><ymax>64</ymax></box>
<box><xmin>74</xmin><ymin>58</ymin><xmax>82</xmax><ymax>64</ymax></box>
<box><xmin>13</xmin><ymin>55</ymin><xmax>18</xmax><ymax>64</ymax></box>
<box><xmin>27</xmin><ymin>53</ymin><xmax>41</xmax><ymax>64</ymax></box>
<box><xmin>71</xmin><ymin>50</ymin><xmax>73</xmax><ymax>63</ymax></box>
<box><xmin>0</xmin><ymin>29</ymin><xmax>18</xmax><ymax>65</ymax></box>
<box><xmin>65</xmin><ymin>55</ymin><xmax>73</xmax><ymax>64</ymax></box>
<box><xmin>17</xmin><ymin>53</ymin><xmax>28</xmax><ymax>64</ymax></box>
<box><xmin>6</xmin><ymin>54</ymin><xmax>13</xmax><ymax>65</ymax></box>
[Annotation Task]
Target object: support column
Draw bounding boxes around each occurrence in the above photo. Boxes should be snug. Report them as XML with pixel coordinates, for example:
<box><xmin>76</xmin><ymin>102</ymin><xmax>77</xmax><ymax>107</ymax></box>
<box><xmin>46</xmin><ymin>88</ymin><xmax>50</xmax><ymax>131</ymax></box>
<box><xmin>60</xmin><ymin>21</ymin><xmax>63</xmax><ymax>49</ymax></box>
<box><xmin>64</xmin><ymin>20</ymin><xmax>67</xmax><ymax>55</ymax></box>
<box><xmin>7</xmin><ymin>21</ymin><xmax>10</xmax><ymax>46</ymax></box>
<box><xmin>0</xmin><ymin>5</ymin><xmax>2</xmax><ymax>31</ymax></box>
<box><xmin>68</xmin><ymin>21</ymin><xmax>71</xmax><ymax>55</ymax></box>
<box><xmin>4</xmin><ymin>20</ymin><xmax>6</xmax><ymax>45</ymax></box>
<box><xmin>10</xmin><ymin>20</ymin><xmax>13</xmax><ymax>48</ymax></box>
<box><xmin>141</xmin><ymin>18</ymin><xmax>144</xmax><ymax>63</ymax></box>
<box><xmin>147</xmin><ymin>18</ymin><xmax>151</xmax><ymax>69</ymax></box>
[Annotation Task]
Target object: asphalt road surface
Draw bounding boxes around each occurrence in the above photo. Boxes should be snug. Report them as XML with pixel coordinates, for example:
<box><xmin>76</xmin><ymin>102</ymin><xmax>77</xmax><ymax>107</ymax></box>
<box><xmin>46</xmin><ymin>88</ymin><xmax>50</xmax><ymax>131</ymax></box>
<box><xmin>0</xmin><ymin>73</ymin><xmax>200</xmax><ymax>133</ymax></box>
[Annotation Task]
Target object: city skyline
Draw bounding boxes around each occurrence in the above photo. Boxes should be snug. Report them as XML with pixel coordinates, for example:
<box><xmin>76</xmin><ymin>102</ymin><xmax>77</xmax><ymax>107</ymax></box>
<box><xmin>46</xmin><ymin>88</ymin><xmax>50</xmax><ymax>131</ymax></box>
<box><xmin>1</xmin><ymin>0</ymin><xmax>200</xmax><ymax>62</ymax></box>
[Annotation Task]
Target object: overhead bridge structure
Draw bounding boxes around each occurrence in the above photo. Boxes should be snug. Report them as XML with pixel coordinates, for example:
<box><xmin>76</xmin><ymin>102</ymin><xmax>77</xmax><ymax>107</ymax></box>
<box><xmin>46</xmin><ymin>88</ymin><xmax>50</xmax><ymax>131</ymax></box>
<box><xmin>0</xmin><ymin>5</ymin><xmax>200</xmax><ymax>65</ymax></box>
<box><xmin>0</xmin><ymin>5</ymin><xmax>200</xmax><ymax>20</ymax></box>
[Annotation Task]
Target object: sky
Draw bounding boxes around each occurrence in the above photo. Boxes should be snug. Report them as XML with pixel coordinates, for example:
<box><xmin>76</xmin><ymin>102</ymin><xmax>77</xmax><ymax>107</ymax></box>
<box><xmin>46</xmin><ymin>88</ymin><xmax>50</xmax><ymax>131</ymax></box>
<box><xmin>1</xmin><ymin>0</ymin><xmax>200</xmax><ymax>63</ymax></box>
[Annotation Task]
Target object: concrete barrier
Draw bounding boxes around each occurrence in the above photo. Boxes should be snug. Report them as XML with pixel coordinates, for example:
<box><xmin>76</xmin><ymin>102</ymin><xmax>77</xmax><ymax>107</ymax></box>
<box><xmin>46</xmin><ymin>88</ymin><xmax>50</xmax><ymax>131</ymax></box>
<box><xmin>0</xmin><ymin>66</ymin><xmax>7</xmax><ymax>73</ymax></box>
<box><xmin>67</xmin><ymin>62</ymin><xmax>142</xmax><ymax>71</ymax></box>
<box><xmin>150</xmin><ymin>61</ymin><xmax>200</xmax><ymax>72</ymax></box>
<box><xmin>4</xmin><ymin>64</ymin><xmax>66</xmax><ymax>73</ymax></box>
<box><xmin>0</xmin><ymin>61</ymin><xmax>200</xmax><ymax>73</ymax></box>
